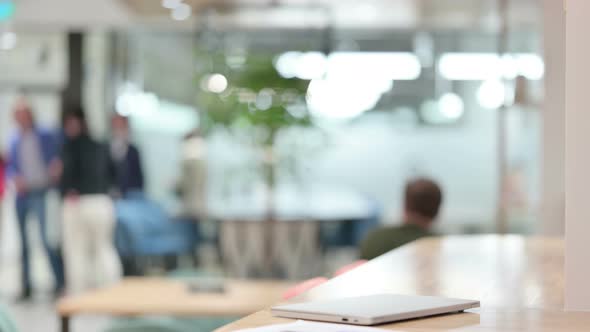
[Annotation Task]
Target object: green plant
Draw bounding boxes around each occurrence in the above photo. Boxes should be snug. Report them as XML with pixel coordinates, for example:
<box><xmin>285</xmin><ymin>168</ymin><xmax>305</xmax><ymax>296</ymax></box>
<box><xmin>195</xmin><ymin>50</ymin><xmax>312</xmax><ymax>145</ymax></box>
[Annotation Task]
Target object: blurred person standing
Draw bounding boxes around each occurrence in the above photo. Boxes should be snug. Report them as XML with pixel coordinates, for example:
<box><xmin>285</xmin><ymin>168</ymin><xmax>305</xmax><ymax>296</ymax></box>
<box><xmin>60</xmin><ymin>107</ymin><xmax>122</xmax><ymax>294</ymax></box>
<box><xmin>6</xmin><ymin>99</ymin><xmax>65</xmax><ymax>300</ymax></box>
<box><xmin>360</xmin><ymin>178</ymin><xmax>443</xmax><ymax>260</ymax></box>
<box><xmin>109</xmin><ymin>114</ymin><xmax>144</xmax><ymax>198</ymax></box>
<box><xmin>178</xmin><ymin>129</ymin><xmax>208</xmax><ymax>219</ymax></box>
<box><xmin>0</xmin><ymin>155</ymin><xmax>5</xmax><ymax>235</ymax></box>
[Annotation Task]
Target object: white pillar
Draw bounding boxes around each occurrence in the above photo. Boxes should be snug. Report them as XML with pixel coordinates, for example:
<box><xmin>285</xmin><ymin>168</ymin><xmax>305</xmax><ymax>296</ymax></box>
<box><xmin>540</xmin><ymin>0</ymin><xmax>565</xmax><ymax>235</ymax></box>
<box><xmin>565</xmin><ymin>0</ymin><xmax>590</xmax><ymax>311</ymax></box>
<box><xmin>83</xmin><ymin>31</ymin><xmax>110</xmax><ymax>140</ymax></box>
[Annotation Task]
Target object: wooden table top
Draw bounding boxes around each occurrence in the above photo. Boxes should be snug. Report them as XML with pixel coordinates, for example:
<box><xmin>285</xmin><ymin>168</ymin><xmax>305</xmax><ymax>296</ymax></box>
<box><xmin>57</xmin><ymin>278</ymin><xmax>293</xmax><ymax>317</ymax></box>
<box><xmin>217</xmin><ymin>235</ymin><xmax>590</xmax><ymax>332</ymax></box>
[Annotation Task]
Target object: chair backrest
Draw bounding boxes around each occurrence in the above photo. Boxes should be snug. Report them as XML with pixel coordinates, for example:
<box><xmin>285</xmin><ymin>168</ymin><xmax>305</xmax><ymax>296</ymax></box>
<box><xmin>115</xmin><ymin>198</ymin><xmax>169</xmax><ymax>231</ymax></box>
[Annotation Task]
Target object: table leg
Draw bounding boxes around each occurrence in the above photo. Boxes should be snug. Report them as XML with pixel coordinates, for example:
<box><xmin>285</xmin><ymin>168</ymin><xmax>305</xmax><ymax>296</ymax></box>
<box><xmin>273</xmin><ymin>221</ymin><xmax>321</xmax><ymax>279</ymax></box>
<box><xmin>60</xmin><ymin>315</ymin><xmax>70</xmax><ymax>332</ymax></box>
<box><xmin>220</xmin><ymin>221</ymin><xmax>266</xmax><ymax>278</ymax></box>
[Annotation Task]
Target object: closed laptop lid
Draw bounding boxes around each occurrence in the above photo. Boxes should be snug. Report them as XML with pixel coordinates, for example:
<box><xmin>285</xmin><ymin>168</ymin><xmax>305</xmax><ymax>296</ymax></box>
<box><xmin>272</xmin><ymin>294</ymin><xmax>479</xmax><ymax>321</ymax></box>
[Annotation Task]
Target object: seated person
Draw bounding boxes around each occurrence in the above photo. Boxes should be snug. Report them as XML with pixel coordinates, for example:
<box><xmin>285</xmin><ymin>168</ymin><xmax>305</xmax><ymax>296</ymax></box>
<box><xmin>360</xmin><ymin>178</ymin><xmax>442</xmax><ymax>260</ymax></box>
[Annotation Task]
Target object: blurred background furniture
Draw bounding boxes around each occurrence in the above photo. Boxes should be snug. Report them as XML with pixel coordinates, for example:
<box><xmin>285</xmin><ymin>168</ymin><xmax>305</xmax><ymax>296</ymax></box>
<box><xmin>103</xmin><ymin>317</ymin><xmax>237</xmax><ymax>332</ymax></box>
<box><xmin>209</xmin><ymin>189</ymin><xmax>379</xmax><ymax>279</ymax></box>
<box><xmin>320</xmin><ymin>197</ymin><xmax>382</xmax><ymax>248</ymax></box>
<box><xmin>57</xmin><ymin>277</ymin><xmax>294</xmax><ymax>332</ymax></box>
<box><xmin>114</xmin><ymin>193</ymin><xmax>200</xmax><ymax>275</ymax></box>
<box><xmin>216</xmin><ymin>235</ymin><xmax>585</xmax><ymax>332</ymax></box>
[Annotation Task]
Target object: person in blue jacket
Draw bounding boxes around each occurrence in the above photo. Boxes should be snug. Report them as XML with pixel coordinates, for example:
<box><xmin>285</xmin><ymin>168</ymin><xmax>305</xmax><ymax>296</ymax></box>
<box><xmin>6</xmin><ymin>99</ymin><xmax>64</xmax><ymax>300</ymax></box>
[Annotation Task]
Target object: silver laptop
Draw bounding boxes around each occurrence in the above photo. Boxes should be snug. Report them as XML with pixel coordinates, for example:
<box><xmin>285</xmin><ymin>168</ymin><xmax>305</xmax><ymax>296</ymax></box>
<box><xmin>271</xmin><ymin>294</ymin><xmax>480</xmax><ymax>326</ymax></box>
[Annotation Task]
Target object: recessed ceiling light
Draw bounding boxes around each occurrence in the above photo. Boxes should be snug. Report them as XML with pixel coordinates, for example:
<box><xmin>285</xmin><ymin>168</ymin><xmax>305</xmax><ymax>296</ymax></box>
<box><xmin>162</xmin><ymin>0</ymin><xmax>182</xmax><ymax>9</ymax></box>
<box><xmin>0</xmin><ymin>32</ymin><xmax>17</xmax><ymax>50</ymax></box>
<box><xmin>171</xmin><ymin>3</ymin><xmax>192</xmax><ymax>21</ymax></box>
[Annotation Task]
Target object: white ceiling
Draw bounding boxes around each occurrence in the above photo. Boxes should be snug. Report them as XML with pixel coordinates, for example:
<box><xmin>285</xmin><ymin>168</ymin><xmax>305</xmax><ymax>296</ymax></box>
<box><xmin>12</xmin><ymin>0</ymin><xmax>134</xmax><ymax>29</ymax></box>
<box><xmin>8</xmin><ymin>0</ymin><xmax>540</xmax><ymax>30</ymax></box>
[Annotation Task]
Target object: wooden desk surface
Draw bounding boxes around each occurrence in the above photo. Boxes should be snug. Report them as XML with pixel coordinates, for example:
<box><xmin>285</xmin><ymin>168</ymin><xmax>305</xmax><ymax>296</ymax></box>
<box><xmin>217</xmin><ymin>235</ymin><xmax>590</xmax><ymax>331</ymax></box>
<box><xmin>57</xmin><ymin>278</ymin><xmax>293</xmax><ymax>317</ymax></box>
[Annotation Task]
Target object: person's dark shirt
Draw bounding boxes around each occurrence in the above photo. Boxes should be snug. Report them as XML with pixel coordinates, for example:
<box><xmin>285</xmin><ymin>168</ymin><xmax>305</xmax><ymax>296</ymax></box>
<box><xmin>110</xmin><ymin>144</ymin><xmax>144</xmax><ymax>196</ymax></box>
<box><xmin>360</xmin><ymin>224</ymin><xmax>433</xmax><ymax>260</ymax></box>
<box><xmin>60</xmin><ymin>135</ymin><xmax>113</xmax><ymax>196</ymax></box>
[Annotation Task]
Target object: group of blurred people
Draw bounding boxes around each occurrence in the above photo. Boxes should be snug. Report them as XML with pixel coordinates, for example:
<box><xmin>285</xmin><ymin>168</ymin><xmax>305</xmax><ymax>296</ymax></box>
<box><xmin>0</xmin><ymin>96</ymin><xmax>447</xmax><ymax>301</ymax></box>
<box><xmin>0</xmin><ymin>98</ymin><xmax>145</xmax><ymax>300</ymax></box>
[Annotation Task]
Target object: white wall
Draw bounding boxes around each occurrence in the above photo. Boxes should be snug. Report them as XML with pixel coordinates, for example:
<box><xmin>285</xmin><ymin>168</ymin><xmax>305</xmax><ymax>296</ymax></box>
<box><xmin>14</xmin><ymin>0</ymin><xmax>132</xmax><ymax>29</ymax></box>
<box><xmin>540</xmin><ymin>0</ymin><xmax>565</xmax><ymax>236</ymax></box>
<box><xmin>0</xmin><ymin>33</ymin><xmax>66</xmax><ymax>88</ymax></box>
<box><xmin>205</xmin><ymin>85</ymin><xmax>540</xmax><ymax>232</ymax></box>
<box><xmin>565</xmin><ymin>0</ymin><xmax>590</xmax><ymax>312</ymax></box>
<box><xmin>300</xmin><ymin>108</ymin><xmax>538</xmax><ymax>231</ymax></box>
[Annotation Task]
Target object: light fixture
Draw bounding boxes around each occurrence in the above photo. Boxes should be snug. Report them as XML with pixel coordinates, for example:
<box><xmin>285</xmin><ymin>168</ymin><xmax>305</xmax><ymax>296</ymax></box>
<box><xmin>477</xmin><ymin>80</ymin><xmax>506</xmax><ymax>109</ymax></box>
<box><xmin>161</xmin><ymin>0</ymin><xmax>182</xmax><ymax>9</ymax></box>
<box><xmin>255</xmin><ymin>89</ymin><xmax>274</xmax><ymax>111</ymax></box>
<box><xmin>274</xmin><ymin>52</ymin><xmax>421</xmax><ymax>81</ymax></box>
<box><xmin>0</xmin><ymin>31</ymin><xmax>16</xmax><ymax>50</ymax></box>
<box><xmin>116</xmin><ymin>84</ymin><xmax>160</xmax><ymax>117</ymax></box>
<box><xmin>327</xmin><ymin>52</ymin><xmax>421</xmax><ymax>81</ymax></box>
<box><xmin>438</xmin><ymin>93</ymin><xmax>464</xmax><ymax>119</ymax></box>
<box><xmin>438</xmin><ymin>53</ymin><xmax>545</xmax><ymax>81</ymax></box>
<box><xmin>439</xmin><ymin>53</ymin><xmax>502</xmax><ymax>81</ymax></box>
<box><xmin>205</xmin><ymin>74</ymin><xmax>228</xmax><ymax>94</ymax></box>
<box><xmin>306</xmin><ymin>77</ymin><xmax>385</xmax><ymax>120</ymax></box>
<box><xmin>419</xmin><ymin>94</ymin><xmax>465</xmax><ymax>124</ymax></box>
<box><xmin>515</xmin><ymin>54</ymin><xmax>545</xmax><ymax>80</ymax></box>
<box><xmin>274</xmin><ymin>51</ymin><xmax>302</xmax><ymax>79</ymax></box>
<box><xmin>171</xmin><ymin>2</ymin><xmax>191</xmax><ymax>21</ymax></box>
<box><xmin>296</xmin><ymin>52</ymin><xmax>327</xmax><ymax>80</ymax></box>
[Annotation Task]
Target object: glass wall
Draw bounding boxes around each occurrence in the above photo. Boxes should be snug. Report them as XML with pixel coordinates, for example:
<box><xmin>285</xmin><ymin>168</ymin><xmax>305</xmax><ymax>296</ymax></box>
<box><xmin>116</xmin><ymin>2</ymin><xmax>542</xmax><ymax>234</ymax></box>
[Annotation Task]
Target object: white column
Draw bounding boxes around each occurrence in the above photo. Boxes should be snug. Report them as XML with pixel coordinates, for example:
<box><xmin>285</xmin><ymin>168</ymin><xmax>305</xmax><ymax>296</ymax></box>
<box><xmin>565</xmin><ymin>0</ymin><xmax>590</xmax><ymax>311</ymax></box>
<box><xmin>83</xmin><ymin>31</ymin><xmax>110</xmax><ymax>140</ymax></box>
<box><xmin>540</xmin><ymin>0</ymin><xmax>565</xmax><ymax>235</ymax></box>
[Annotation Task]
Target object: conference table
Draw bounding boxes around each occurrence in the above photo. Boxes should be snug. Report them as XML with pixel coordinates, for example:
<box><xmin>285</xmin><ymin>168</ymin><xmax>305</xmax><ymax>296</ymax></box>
<box><xmin>57</xmin><ymin>278</ymin><xmax>294</xmax><ymax>332</ymax></box>
<box><xmin>217</xmin><ymin>235</ymin><xmax>590</xmax><ymax>331</ymax></box>
<box><xmin>208</xmin><ymin>189</ymin><xmax>376</xmax><ymax>279</ymax></box>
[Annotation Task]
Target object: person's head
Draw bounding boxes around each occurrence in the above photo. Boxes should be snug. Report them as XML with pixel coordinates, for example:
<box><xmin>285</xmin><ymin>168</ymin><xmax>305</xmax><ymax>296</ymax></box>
<box><xmin>63</xmin><ymin>106</ymin><xmax>88</xmax><ymax>139</ymax></box>
<box><xmin>13</xmin><ymin>98</ymin><xmax>35</xmax><ymax>131</ymax></box>
<box><xmin>111</xmin><ymin>114</ymin><xmax>130</xmax><ymax>141</ymax></box>
<box><xmin>403</xmin><ymin>178</ymin><xmax>443</xmax><ymax>228</ymax></box>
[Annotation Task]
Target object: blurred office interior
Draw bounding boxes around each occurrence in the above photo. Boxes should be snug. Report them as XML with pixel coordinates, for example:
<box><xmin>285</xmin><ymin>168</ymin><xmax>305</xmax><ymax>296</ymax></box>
<box><xmin>0</xmin><ymin>0</ymin><xmax>557</xmax><ymax>331</ymax></box>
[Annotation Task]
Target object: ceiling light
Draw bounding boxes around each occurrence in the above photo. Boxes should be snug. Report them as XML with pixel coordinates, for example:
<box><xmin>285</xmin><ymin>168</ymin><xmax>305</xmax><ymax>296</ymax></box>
<box><xmin>296</xmin><ymin>52</ymin><xmax>327</xmax><ymax>80</ymax></box>
<box><xmin>438</xmin><ymin>93</ymin><xmax>464</xmax><ymax>119</ymax></box>
<box><xmin>477</xmin><ymin>80</ymin><xmax>506</xmax><ymax>109</ymax></box>
<box><xmin>255</xmin><ymin>89</ymin><xmax>274</xmax><ymax>111</ymax></box>
<box><xmin>516</xmin><ymin>54</ymin><xmax>545</xmax><ymax>80</ymax></box>
<box><xmin>275</xmin><ymin>51</ymin><xmax>421</xmax><ymax>81</ymax></box>
<box><xmin>0</xmin><ymin>32</ymin><xmax>16</xmax><ymax>50</ymax></box>
<box><xmin>206</xmin><ymin>74</ymin><xmax>228</xmax><ymax>94</ymax></box>
<box><xmin>439</xmin><ymin>53</ymin><xmax>545</xmax><ymax>81</ymax></box>
<box><xmin>327</xmin><ymin>52</ymin><xmax>421</xmax><ymax>81</ymax></box>
<box><xmin>306</xmin><ymin>77</ymin><xmax>385</xmax><ymax>120</ymax></box>
<box><xmin>275</xmin><ymin>51</ymin><xmax>302</xmax><ymax>79</ymax></box>
<box><xmin>116</xmin><ymin>86</ymin><xmax>160</xmax><ymax>117</ymax></box>
<box><xmin>162</xmin><ymin>0</ymin><xmax>182</xmax><ymax>9</ymax></box>
<box><xmin>439</xmin><ymin>53</ymin><xmax>502</xmax><ymax>81</ymax></box>
<box><xmin>171</xmin><ymin>3</ymin><xmax>191</xmax><ymax>21</ymax></box>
